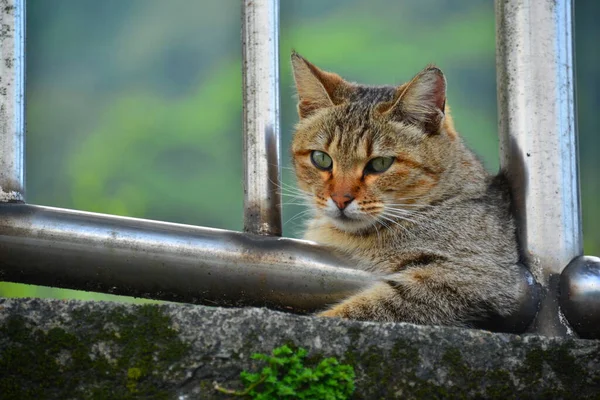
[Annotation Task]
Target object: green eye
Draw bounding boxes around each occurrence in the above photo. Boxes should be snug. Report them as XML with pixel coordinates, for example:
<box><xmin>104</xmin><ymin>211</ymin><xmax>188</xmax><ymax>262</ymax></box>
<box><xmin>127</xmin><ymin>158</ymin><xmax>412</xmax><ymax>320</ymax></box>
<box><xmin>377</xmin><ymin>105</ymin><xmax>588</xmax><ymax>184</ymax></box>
<box><xmin>365</xmin><ymin>156</ymin><xmax>394</xmax><ymax>173</ymax></box>
<box><xmin>310</xmin><ymin>150</ymin><xmax>333</xmax><ymax>171</ymax></box>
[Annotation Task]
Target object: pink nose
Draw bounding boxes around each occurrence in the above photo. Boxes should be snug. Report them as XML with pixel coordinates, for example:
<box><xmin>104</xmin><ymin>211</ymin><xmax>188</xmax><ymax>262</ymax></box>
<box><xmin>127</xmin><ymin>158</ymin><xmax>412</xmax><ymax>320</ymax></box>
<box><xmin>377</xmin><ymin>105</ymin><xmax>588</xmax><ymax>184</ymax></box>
<box><xmin>331</xmin><ymin>193</ymin><xmax>354</xmax><ymax>210</ymax></box>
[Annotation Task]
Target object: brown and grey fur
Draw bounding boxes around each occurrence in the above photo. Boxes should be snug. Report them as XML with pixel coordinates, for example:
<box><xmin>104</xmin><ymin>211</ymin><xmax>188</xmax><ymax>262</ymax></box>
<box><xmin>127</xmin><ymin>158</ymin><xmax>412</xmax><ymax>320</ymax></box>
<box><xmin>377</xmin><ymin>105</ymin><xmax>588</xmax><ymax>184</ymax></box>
<box><xmin>290</xmin><ymin>52</ymin><xmax>524</xmax><ymax>328</ymax></box>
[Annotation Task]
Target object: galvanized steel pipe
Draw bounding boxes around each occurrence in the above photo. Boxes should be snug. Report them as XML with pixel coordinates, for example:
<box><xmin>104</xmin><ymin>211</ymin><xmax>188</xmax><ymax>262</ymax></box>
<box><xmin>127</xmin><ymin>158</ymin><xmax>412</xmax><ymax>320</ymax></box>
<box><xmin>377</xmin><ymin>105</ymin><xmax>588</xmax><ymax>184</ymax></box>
<box><xmin>0</xmin><ymin>204</ymin><xmax>374</xmax><ymax>311</ymax></box>
<box><xmin>0</xmin><ymin>0</ymin><xmax>25</xmax><ymax>202</ymax></box>
<box><xmin>496</xmin><ymin>0</ymin><xmax>581</xmax><ymax>336</ymax></box>
<box><xmin>242</xmin><ymin>0</ymin><xmax>282</xmax><ymax>236</ymax></box>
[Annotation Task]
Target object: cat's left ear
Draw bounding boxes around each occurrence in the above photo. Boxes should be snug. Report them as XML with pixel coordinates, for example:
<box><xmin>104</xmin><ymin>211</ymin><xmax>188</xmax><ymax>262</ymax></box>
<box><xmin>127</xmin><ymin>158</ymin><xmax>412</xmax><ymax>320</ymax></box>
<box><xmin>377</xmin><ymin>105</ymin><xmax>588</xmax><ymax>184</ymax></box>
<box><xmin>380</xmin><ymin>66</ymin><xmax>446</xmax><ymax>134</ymax></box>
<box><xmin>291</xmin><ymin>51</ymin><xmax>350</xmax><ymax>119</ymax></box>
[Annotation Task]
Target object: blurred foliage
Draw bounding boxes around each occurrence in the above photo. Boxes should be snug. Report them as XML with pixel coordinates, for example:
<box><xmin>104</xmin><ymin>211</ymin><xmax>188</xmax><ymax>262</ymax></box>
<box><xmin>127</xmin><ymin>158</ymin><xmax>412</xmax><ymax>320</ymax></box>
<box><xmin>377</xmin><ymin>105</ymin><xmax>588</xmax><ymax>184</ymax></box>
<box><xmin>1</xmin><ymin>0</ymin><xmax>598</xmax><ymax>300</ymax></box>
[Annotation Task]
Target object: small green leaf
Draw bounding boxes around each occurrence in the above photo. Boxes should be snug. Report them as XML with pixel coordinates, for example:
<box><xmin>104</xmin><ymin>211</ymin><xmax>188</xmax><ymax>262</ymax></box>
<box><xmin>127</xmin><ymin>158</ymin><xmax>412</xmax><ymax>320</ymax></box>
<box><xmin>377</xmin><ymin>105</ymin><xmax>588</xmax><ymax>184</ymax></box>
<box><xmin>214</xmin><ymin>344</ymin><xmax>355</xmax><ymax>399</ymax></box>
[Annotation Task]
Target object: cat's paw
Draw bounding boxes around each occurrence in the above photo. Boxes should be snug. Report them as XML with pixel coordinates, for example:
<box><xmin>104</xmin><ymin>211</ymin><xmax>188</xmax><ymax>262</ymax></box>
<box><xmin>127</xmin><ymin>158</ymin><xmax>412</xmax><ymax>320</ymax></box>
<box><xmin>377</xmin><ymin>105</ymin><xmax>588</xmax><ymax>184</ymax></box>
<box><xmin>317</xmin><ymin>307</ymin><xmax>347</xmax><ymax>319</ymax></box>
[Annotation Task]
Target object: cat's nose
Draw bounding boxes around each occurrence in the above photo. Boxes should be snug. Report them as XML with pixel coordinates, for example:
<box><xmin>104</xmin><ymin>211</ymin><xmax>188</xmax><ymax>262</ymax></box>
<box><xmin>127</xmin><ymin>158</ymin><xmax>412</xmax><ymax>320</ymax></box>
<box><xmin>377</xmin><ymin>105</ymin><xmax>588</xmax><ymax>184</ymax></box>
<box><xmin>331</xmin><ymin>193</ymin><xmax>354</xmax><ymax>210</ymax></box>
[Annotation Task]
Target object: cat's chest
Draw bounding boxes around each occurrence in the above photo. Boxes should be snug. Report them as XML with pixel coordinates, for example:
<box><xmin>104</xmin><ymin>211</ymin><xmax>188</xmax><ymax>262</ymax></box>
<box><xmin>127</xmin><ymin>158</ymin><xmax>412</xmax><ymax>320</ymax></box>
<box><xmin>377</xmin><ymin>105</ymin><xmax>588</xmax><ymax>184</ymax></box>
<box><xmin>305</xmin><ymin>223</ymin><xmax>425</xmax><ymax>273</ymax></box>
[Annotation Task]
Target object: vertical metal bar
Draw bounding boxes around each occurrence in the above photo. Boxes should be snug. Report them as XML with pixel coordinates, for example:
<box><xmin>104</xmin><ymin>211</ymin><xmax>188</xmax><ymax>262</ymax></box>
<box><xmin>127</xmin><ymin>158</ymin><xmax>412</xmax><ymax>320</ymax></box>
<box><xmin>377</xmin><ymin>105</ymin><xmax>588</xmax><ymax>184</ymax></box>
<box><xmin>496</xmin><ymin>0</ymin><xmax>581</xmax><ymax>336</ymax></box>
<box><xmin>242</xmin><ymin>0</ymin><xmax>282</xmax><ymax>236</ymax></box>
<box><xmin>0</xmin><ymin>0</ymin><xmax>25</xmax><ymax>203</ymax></box>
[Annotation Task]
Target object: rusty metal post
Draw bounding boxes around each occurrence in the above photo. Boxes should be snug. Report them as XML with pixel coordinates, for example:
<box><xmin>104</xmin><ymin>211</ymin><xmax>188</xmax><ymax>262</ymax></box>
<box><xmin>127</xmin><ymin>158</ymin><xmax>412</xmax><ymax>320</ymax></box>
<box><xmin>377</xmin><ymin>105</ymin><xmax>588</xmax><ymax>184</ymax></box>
<box><xmin>0</xmin><ymin>0</ymin><xmax>25</xmax><ymax>203</ymax></box>
<box><xmin>496</xmin><ymin>0</ymin><xmax>581</xmax><ymax>336</ymax></box>
<box><xmin>241</xmin><ymin>0</ymin><xmax>282</xmax><ymax>236</ymax></box>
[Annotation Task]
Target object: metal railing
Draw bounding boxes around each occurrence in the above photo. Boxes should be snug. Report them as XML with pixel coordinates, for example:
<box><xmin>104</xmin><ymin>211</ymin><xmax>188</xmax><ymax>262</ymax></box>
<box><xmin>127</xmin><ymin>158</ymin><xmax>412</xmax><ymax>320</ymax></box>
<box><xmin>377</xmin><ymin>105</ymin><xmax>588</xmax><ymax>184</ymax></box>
<box><xmin>0</xmin><ymin>0</ymin><xmax>597</xmax><ymax>337</ymax></box>
<box><xmin>0</xmin><ymin>0</ymin><xmax>373</xmax><ymax>315</ymax></box>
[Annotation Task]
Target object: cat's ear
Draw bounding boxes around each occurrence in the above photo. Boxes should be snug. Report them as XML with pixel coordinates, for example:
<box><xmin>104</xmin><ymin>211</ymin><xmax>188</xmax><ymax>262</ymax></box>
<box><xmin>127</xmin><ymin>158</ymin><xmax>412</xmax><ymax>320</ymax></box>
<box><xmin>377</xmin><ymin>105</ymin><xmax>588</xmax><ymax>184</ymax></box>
<box><xmin>380</xmin><ymin>65</ymin><xmax>446</xmax><ymax>134</ymax></box>
<box><xmin>291</xmin><ymin>51</ymin><xmax>348</xmax><ymax>118</ymax></box>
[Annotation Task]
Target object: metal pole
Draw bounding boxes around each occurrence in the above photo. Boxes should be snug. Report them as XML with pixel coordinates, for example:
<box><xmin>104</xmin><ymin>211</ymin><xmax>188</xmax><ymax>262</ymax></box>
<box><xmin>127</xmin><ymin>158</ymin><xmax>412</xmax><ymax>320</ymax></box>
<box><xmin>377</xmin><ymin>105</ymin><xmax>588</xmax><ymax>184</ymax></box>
<box><xmin>0</xmin><ymin>204</ymin><xmax>373</xmax><ymax>312</ymax></box>
<box><xmin>242</xmin><ymin>0</ymin><xmax>282</xmax><ymax>236</ymax></box>
<box><xmin>496</xmin><ymin>0</ymin><xmax>581</xmax><ymax>336</ymax></box>
<box><xmin>0</xmin><ymin>0</ymin><xmax>25</xmax><ymax>202</ymax></box>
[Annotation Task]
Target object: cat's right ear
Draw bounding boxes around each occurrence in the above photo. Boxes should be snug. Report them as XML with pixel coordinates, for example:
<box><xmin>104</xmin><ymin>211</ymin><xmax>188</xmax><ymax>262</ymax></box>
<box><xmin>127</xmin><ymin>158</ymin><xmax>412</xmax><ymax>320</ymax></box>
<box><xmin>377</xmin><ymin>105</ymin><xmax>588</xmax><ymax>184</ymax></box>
<box><xmin>378</xmin><ymin>66</ymin><xmax>447</xmax><ymax>134</ymax></box>
<box><xmin>291</xmin><ymin>51</ymin><xmax>348</xmax><ymax>118</ymax></box>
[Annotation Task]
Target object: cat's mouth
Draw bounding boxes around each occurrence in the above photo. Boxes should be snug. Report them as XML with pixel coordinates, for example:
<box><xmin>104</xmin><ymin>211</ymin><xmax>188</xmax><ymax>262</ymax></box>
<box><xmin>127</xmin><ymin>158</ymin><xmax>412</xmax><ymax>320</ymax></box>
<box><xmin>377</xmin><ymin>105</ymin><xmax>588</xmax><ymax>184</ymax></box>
<box><xmin>321</xmin><ymin>198</ymin><xmax>375</xmax><ymax>233</ymax></box>
<box><xmin>329</xmin><ymin>215</ymin><xmax>373</xmax><ymax>233</ymax></box>
<box><xmin>326</xmin><ymin>209</ymin><xmax>374</xmax><ymax>233</ymax></box>
<box><xmin>337</xmin><ymin>212</ymin><xmax>352</xmax><ymax>221</ymax></box>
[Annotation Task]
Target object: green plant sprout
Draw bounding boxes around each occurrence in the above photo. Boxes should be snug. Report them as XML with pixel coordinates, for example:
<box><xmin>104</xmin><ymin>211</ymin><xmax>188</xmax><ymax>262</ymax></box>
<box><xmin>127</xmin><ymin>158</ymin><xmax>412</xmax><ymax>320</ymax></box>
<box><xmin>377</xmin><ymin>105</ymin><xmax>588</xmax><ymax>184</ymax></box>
<box><xmin>214</xmin><ymin>345</ymin><xmax>355</xmax><ymax>400</ymax></box>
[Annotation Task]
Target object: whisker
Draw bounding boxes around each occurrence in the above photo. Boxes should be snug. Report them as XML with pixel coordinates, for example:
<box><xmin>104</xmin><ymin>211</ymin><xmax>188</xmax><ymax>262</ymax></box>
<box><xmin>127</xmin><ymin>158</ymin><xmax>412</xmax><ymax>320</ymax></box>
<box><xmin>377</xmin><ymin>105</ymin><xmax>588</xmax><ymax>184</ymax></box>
<box><xmin>284</xmin><ymin>208</ymin><xmax>314</xmax><ymax>226</ymax></box>
<box><xmin>384</xmin><ymin>207</ymin><xmax>431</xmax><ymax>217</ymax></box>
<box><xmin>278</xmin><ymin>192</ymin><xmax>311</xmax><ymax>202</ymax></box>
<box><xmin>381</xmin><ymin>211</ymin><xmax>419</xmax><ymax>225</ymax></box>
<box><xmin>376</xmin><ymin>216</ymin><xmax>391</xmax><ymax>231</ymax></box>
<box><xmin>361</xmin><ymin>205</ymin><xmax>431</xmax><ymax>215</ymax></box>
<box><xmin>268</xmin><ymin>178</ymin><xmax>312</xmax><ymax>196</ymax></box>
<box><xmin>278</xmin><ymin>189</ymin><xmax>309</xmax><ymax>196</ymax></box>
<box><xmin>378</xmin><ymin>214</ymin><xmax>412</xmax><ymax>236</ymax></box>
<box><xmin>277</xmin><ymin>179</ymin><xmax>305</xmax><ymax>189</ymax></box>
<box><xmin>279</xmin><ymin>194</ymin><xmax>310</xmax><ymax>202</ymax></box>
<box><xmin>382</xmin><ymin>208</ymin><xmax>420</xmax><ymax>222</ymax></box>
<box><xmin>383</xmin><ymin>212</ymin><xmax>421</xmax><ymax>222</ymax></box>
<box><xmin>384</xmin><ymin>203</ymin><xmax>436</xmax><ymax>208</ymax></box>
<box><xmin>366</xmin><ymin>215</ymin><xmax>381</xmax><ymax>243</ymax></box>
<box><xmin>389</xmin><ymin>193</ymin><xmax>439</xmax><ymax>200</ymax></box>
<box><xmin>276</xmin><ymin>186</ymin><xmax>306</xmax><ymax>194</ymax></box>
<box><xmin>267</xmin><ymin>162</ymin><xmax>295</xmax><ymax>171</ymax></box>
<box><xmin>373</xmin><ymin>222</ymin><xmax>381</xmax><ymax>242</ymax></box>
<box><xmin>277</xmin><ymin>187</ymin><xmax>311</xmax><ymax>197</ymax></box>
<box><xmin>280</xmin><ymin>198</ymin><xmax>311</xmax><ymax>208</ymax></box>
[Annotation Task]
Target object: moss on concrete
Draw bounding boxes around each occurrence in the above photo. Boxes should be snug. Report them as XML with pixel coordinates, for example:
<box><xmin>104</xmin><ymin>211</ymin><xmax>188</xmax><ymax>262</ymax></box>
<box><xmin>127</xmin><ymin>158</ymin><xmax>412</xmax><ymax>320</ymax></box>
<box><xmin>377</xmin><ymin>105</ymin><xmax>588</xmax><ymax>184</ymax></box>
<box><xmin>1</xmin><ymin>299</ymin><xmax>599</xmax><ymax>399</ymax></box>
<box><xmin>0</xmin><ymin>304</ymin><xmax>190</xmax><ymax>399</ymax></box>
<box><xmin>338</xmin><ymin>334</ymin><xmax>600</xmax><ymax>399</ymax></box>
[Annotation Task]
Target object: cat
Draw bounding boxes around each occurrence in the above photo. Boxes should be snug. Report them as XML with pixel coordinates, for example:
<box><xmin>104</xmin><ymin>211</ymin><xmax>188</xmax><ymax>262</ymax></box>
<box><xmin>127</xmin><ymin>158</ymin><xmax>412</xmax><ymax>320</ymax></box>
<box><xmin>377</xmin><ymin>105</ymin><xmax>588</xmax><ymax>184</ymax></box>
<box><xmin>290</xmin><ymin>51</ymin><xmax>525</xmax><ymax>328</ymax></box>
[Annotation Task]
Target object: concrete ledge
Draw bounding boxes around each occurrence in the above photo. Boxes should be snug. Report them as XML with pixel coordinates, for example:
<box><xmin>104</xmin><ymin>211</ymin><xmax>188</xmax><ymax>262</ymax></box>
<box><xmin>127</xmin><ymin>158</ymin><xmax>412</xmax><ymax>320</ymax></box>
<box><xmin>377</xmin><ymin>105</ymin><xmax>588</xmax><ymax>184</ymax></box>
<box><xmin>0</xmin><ymin>298</ymin><xmax>599</xmax><ymax>399</ymax></box>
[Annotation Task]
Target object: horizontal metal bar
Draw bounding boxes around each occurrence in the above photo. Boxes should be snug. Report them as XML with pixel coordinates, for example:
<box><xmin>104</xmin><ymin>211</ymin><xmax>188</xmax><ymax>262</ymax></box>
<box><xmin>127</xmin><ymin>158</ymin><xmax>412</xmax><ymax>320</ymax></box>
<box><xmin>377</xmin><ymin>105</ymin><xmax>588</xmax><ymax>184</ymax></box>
<box><xmin>495</xmin><ymin>0</ymin><xmax>580</xmax><ymax>336</ymax></box>
<box><xmin>0</xmin><ymin>204</ymin><xmax>374</xmax><ymax>312</ymax></box>
<box><xmin>0</xmin><ymin>0</ymin><xmax>25</xmax><ymax>202</ymax></box>
<box><xmin>0</xmin><ymin>204</ymin><xmax>539</xmax><ymax>331</ymax></box>
<box><xmin>242</xmin><ymin>0</ymin><xmax>282</xmax><ymax>236</ymax></box>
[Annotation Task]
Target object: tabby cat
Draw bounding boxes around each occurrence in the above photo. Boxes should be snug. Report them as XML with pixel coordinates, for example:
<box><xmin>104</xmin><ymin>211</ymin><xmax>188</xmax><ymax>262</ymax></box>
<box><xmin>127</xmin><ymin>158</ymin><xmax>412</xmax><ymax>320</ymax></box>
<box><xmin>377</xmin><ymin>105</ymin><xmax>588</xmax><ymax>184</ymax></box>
<box><xmin>290</xmin><ymin>51</ymin><xmax>524</xmax><ymax>328</ymax></box>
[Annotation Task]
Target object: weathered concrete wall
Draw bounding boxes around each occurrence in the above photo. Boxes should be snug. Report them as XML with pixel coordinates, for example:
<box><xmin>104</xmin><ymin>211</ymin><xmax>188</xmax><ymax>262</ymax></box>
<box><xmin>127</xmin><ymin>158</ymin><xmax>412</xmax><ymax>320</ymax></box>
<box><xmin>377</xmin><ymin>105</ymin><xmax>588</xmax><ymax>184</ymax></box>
<box><xmin>0</xmin><ymin>298</ymin><xmax>599</xmax><ymax>399</ymax></box>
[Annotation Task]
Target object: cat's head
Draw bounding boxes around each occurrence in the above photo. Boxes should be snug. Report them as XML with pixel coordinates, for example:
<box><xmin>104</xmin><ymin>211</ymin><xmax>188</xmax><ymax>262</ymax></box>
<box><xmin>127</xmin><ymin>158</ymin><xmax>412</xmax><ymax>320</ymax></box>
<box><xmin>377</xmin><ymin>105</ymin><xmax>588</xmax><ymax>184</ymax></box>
<box><xmin>290</xmin><ymin>52</ymin><xmax>459</xmax><ymax>234</ymax></box>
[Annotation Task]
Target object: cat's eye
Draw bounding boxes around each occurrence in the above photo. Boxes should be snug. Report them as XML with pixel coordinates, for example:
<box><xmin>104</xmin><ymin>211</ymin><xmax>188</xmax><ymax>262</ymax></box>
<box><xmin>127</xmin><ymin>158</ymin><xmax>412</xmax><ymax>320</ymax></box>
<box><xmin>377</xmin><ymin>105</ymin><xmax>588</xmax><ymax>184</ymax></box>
<box><xmin>311</xmin><ymin>150</ymin><xmax>333</xmax><ymax>171</ymax></box>
<box><xmin>365</xmin><ymin>156</ymin><xmax>394</xmax><ymax>174</ymax></box>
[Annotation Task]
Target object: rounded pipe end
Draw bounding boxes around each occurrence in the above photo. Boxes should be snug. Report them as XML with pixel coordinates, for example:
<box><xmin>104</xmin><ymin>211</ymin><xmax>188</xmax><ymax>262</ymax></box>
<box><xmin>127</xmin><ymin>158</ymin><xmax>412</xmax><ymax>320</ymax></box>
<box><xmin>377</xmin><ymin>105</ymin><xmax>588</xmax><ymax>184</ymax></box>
<box><xmin>559</xmin><ymin>256</ymin><xmax>600</xmax><ymax>339</ymax></box>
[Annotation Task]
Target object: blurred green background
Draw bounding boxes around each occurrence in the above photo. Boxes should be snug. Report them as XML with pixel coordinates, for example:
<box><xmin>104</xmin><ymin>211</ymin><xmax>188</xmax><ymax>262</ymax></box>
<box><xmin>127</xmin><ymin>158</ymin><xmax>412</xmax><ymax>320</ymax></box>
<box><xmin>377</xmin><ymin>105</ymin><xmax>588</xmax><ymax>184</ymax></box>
<box><xmin>1</xmin><ymin>0</ymin><xmax>598</xmax><ymax>301</ymax></box>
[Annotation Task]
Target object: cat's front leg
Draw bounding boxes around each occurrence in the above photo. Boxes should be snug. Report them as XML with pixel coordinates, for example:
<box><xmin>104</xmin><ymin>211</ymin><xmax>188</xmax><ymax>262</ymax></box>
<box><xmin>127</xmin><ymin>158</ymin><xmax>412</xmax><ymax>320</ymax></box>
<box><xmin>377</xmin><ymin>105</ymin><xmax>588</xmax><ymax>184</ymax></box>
<box><xmin>317</xmin><ymin>283</ymin><xmax>400</xmax><ymax>321</ymax></box>
<box><xmin>317</xmin><ymin>262</ymin><xmax>523</xmax><ymax>327</ymax></box>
